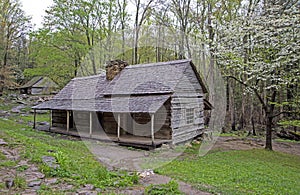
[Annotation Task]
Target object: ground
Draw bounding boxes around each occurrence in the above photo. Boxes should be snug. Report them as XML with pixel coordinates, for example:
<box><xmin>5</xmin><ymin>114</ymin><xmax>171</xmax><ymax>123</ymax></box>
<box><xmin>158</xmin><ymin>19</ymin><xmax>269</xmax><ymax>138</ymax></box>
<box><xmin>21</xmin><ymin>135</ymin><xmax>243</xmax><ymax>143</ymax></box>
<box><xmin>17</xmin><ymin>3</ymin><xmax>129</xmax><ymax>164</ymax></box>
<box><xmin>212</xmin><ymin>136</ymin><xmax>300</xmax><ymax>156</ymax></box>
<box><xmin>1</xmin><ymin>94</ymin><xmax>300</xmax><ymax>194</ymax></box>
<box><xmin>1</xmin><ymin>133</ymin><xmax>299</xmax><ymax>194</ymax></box>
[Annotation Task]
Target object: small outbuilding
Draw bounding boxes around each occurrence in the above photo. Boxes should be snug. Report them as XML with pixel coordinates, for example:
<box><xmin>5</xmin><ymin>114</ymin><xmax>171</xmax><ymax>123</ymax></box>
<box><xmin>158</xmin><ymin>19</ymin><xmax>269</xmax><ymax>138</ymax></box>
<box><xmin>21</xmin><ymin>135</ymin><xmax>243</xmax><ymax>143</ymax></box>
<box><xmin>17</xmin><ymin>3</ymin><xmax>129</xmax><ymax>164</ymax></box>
<box><xmin>20</xmin><ymin>76</ymin><xmax>59</xmax><ymax>95</ymax></box>
<box><xmin>33</xmin><ymin>59</ymin><xmax>212</xmax><ymax>148</ymax></box>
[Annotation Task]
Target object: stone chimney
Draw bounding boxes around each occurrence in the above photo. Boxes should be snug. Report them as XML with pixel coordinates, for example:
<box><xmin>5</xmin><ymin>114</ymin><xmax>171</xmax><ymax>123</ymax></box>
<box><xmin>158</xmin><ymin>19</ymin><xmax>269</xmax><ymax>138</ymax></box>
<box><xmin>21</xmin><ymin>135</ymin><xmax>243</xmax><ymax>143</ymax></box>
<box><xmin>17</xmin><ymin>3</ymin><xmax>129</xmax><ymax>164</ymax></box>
<box><xmin>105</xmin><ymin>60</ymin><xmax>129</xmax><ymax>81</ymax></box>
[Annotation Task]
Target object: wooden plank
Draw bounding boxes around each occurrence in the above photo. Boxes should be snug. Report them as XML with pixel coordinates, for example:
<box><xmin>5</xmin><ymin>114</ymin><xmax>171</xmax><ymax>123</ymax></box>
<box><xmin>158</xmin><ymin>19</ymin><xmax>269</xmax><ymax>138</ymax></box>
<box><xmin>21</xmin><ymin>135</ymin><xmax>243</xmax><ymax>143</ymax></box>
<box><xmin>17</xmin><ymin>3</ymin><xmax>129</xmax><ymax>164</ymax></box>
<box><xmin>117</xmin><ymin>113</ymin><xmax>120</xmax><ymax>141</ymax></box>
<box><xmin>151</xmin><ymin>114</ymin><xmax>155</xmax><ymax>145</ymax></box>
<box><xmin>50</xmin><ymin>110</ymin><xmax>52</xmax><ymax>129</ymax></box>
<box><xmin>89</xmin><ymin>112</ymin><xmax>92</xmax><ymax>137</ymax></box>
<box><xmin>33</xmin><ymin>109</ymin><xmax>36</xmax><ymax>129</ymax></box>
<box><xmin>67</xmin><ymin>110</ymin><xmax>70</xmax><ymax>132</ymax></box>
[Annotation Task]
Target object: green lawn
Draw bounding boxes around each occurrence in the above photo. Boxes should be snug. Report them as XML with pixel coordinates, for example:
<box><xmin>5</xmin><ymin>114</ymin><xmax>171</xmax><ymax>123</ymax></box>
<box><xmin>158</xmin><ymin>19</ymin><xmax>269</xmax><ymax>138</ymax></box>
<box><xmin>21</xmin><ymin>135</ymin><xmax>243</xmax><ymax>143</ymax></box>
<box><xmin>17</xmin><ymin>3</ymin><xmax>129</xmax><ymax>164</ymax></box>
<box><xmin>156</xmin><ymin>146</ymin><xmax>300</xmax><ymax>194</ymax></box>
<box><xmin>0</xmin><ymin>118</ymin><xmax>137</xmax><ymax>191</ymax></box>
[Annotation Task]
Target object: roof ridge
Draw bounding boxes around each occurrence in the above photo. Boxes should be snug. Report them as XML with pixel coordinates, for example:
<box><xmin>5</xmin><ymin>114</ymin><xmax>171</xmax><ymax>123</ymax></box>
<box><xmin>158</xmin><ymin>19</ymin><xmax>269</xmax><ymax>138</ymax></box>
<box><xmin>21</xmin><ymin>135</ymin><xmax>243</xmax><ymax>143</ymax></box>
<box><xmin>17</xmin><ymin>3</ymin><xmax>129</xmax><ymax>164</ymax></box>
<box><xmin>72</xmin><ymin>74</ymin><xmax>105</xmax><ymax>80</ymax></box>
<box><xmin>126</xmin><ymin>59</ymin><xmax>191</xmax><ymax>69</ymax></box>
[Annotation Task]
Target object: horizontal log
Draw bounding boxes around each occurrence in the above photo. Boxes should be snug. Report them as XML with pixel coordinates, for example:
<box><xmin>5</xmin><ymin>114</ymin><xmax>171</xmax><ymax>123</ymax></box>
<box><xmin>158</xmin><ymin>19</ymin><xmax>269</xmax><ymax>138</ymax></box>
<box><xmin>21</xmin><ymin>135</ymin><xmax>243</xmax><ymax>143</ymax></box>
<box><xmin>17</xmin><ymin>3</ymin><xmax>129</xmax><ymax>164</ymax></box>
<box><xmin>172</xmin><ymin>126</ymin><xmax>204</xmax><ymax>137</ymax></box>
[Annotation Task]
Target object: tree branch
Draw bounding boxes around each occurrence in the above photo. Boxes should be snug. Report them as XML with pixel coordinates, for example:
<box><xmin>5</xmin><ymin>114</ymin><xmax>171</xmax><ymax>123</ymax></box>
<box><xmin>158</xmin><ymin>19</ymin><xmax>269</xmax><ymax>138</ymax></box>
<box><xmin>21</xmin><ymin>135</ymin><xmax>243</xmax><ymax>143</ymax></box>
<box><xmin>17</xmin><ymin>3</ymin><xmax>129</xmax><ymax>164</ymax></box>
<box><xmin>226</xmin><ymin>75</ymin><xmax>267</xmax><ymax>111</ymax></box>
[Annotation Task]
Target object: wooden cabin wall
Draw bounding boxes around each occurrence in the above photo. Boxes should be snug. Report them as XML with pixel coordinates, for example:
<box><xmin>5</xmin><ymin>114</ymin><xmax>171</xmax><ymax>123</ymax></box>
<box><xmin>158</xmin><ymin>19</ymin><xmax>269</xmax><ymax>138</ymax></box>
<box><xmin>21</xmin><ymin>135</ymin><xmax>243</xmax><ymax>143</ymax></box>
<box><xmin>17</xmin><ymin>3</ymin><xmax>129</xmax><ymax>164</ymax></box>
<box><xmin>102</xmin><ymin>112</ymin><xmax>118</xmax><ymax>134</ymax></box>
<box><xmin>52</xmin><ymin>110</ymin><xmax>69</xmax><ymax>128</ymax></box>
<box><xmin>171</xmin><ymin>65</ymin><xmax>205</xmax><ymax>144</ymax></box>
<box><xmin>72</xmin><ymin>111</ymin><xmax>103</xmax><ymax>134</ymax></box>
<box><xmin>72</xmin><ymin>111</ymin><xmax>90</xmax><ymax>132</ymax></box>
<box><xmin>31</xmin><ymin>87</ymin><xmax>44</xmax><ymax>95</ymax></box>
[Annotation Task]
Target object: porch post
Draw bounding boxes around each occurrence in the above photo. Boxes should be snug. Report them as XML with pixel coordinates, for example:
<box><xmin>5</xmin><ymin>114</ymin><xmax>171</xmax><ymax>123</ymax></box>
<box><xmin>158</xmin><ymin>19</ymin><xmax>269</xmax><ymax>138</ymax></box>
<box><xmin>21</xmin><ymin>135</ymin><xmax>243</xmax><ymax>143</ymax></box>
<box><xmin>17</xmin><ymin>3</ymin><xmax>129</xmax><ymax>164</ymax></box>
<box><xmin>33</xmin><ymin>109</ymin><xmax>36</xmax><ymax>129</ymax></box>
<box><xmin>117</xmin><ymin>113</ymin><xmax>121</xmax><ymax>141</ymax></box>
<box><xmin>151</xmin><ymin>114</ymin><xmax>155</xmax><ymax>146</ymax></box>
<box><xmin>49</xmin><ymin>110</ymin><xmax>52</xmax><ymax>130</ymax></box>
<box><xmin>89</xmin><ymin>112</ymin><xmax>93</xmax><ymax>137</ymax></box>
<box><xmin>66</xmin><ymin>110</ymin><xmax>70</xmax><ymax>132</ymax></box>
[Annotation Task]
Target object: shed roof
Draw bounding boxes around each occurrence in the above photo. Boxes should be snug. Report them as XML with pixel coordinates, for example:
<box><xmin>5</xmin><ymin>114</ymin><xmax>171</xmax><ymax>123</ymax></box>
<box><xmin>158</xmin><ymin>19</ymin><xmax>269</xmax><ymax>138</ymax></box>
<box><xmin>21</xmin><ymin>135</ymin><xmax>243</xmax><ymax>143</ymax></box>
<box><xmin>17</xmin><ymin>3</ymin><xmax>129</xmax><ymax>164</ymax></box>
<box><xmin>33</xmin><ymin>59</ymin><xmax>208</xmax><ymax>113</ymax></box>
<box><xmin>20</xmin><ymin>76</ymin><xmax>43</xmax><ymax>89</ymax></box>
<box><xmin>20</xmin><ymin>76</ymin><xmax>58</xmax><ymax>89</ymax></box>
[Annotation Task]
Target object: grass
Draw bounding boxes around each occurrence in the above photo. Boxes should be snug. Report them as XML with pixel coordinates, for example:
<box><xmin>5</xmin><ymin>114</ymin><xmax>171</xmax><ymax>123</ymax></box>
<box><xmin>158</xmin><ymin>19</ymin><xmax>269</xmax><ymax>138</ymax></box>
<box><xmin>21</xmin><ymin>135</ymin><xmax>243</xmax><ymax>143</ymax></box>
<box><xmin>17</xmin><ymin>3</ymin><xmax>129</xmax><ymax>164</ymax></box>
<box><xmin>19</xmin><ymin>113</ymin><xmax>50</xmax><ymax>124</ymax></box>
<box><xmin>145</xmin><ymin>180</ymin><xmax>183</xmax><ymax>195</ymax></box>
<box><xmin>13</xmin><ymin>176</ymin><xmax>27</xmax><ymax>189</ymax></box>
<box><xmin>156</xmin><ymin>145</ymin><xmax>300</xmax><ymax>195</ymax></box>
<box><xmin>0</xmin><ymin>118</ymin><xmax>137</xmax><ymax>190</ymax></box>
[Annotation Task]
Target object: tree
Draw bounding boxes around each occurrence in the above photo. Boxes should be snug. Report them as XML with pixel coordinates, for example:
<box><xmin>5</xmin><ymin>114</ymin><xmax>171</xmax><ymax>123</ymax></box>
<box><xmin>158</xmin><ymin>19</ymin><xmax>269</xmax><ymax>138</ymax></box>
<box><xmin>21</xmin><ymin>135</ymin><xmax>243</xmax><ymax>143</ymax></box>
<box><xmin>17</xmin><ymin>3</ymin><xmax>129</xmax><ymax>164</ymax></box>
<box><xmin>0</xmin><ymin>0</ymin><xmax>30</xmax><ymax>94</ymax></box>
<box><xmin>216</xmin><ymin>2</ymin><xmax>300</xmax><ymax>150</ymax></box>
<box><xmin>132</xmin><ymin>0</ymin><xmax>154</xmax><ymax>64</ymax></box>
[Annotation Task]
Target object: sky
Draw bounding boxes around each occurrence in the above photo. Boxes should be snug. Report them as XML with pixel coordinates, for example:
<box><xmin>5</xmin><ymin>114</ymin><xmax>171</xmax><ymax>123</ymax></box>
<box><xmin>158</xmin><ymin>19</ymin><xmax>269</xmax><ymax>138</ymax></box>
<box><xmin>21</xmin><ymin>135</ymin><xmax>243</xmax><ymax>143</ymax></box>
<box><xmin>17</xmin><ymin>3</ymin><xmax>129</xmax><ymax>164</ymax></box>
<box><xmin>20</xmin><ymin>0</ymin><xmax>53</xmax><ymax>29</ymax></box>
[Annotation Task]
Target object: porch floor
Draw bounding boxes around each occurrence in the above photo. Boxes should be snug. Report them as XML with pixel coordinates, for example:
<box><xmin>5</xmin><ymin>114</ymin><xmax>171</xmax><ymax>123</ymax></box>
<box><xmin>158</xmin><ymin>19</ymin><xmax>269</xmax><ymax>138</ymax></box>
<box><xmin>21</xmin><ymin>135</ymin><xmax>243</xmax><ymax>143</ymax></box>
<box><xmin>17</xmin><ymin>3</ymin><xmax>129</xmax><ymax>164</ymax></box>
<box><xmin>41</xmin><ymin>126</ymin><xmax>172</xmax><ymax>149</ymax></box>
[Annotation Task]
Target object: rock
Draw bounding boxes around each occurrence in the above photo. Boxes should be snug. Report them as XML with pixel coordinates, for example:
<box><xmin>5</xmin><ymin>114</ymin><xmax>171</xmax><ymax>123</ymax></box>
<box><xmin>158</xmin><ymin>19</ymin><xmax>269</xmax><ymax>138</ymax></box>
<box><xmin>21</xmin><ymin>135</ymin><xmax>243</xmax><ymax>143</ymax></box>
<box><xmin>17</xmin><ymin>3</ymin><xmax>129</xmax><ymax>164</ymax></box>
<box><xmin>17</xmin><ymin>119</ymin><xmax>24</xmax><ymax>124</ymax></box>
<box><xmin>20</xmin><ymin>94</ymin><xmax>29</xmax><ymax>99</ymax></box>
<box><xmin>38</xmin><ymin>121</ymin><xmax>49</xmax><ymax>126</ymax></box>
<box><xmin>161</xmin><ymin>144</ymin><xmax>170</xmax><ymax>149</ymax></box>
<box><xmin>77</xmin><ymin>190</ymin><xmax>97</xmax><ymax>195</ymax></box>
<box><xmin>28</xmin><ymin>180</ymin><xmax>42</xmax><ymax>187</ymax></box>
<box><xmin>44</xmin><ymin>178</ymin><xmax>58</xmax><ymax>185</ymax></box>
<box><xmin>32</xmin><ymin>185</ymin><xmax>41</xmax><ymax>190</ymax></box>
<box><xmin>137</xmin><ymin>170</ymin><xmax>154</xmax><ymax>178</ymax></box>
<box><xmin>34</xmin><ymin>172</ymin><xmax>45</xmax><ymax>179</ymax></box>
<box><xmin>11</xmin><ymin>105</ymin><xmax>26</xmax><ymax>113</ymax></box>
<box><xmin>5</xmin><ymin>178</ymin><xmax>14</xmax><ymax>189</ymax></box>
<box><xmin>11</xmin><ymin>108</ymin><xmax>21</xmax><ymax>113</ymax></box>
<box><xmin>0</xmin><ymin>110</ymin><xmax>8</xmax><ymax>117</ymax></box>
<box><xmin>42</xmin><ymin>156</ymin><xmax>59</xmax><ymax>169</ymax></box>
<box><xmin>0</xmin><ymin>139</ymin><xmax>8</xmax><ymax>145</ymax></box>
<box><xmin>25</xmin><ymin>176</ymin><xmax>39</xmax><ymax>183</ymax></box>
<box><xmin>185</xmin><ymin>143</ymin><xmax>193</xmax><ymax>148</ymax></box>
<box><xmin>16</xmin><ymin>100</ymin><xmax>27</xmax><ymax>105</ymax></box>
<box><xmin>192</xmin><ymin>140</ymin><xmax>201</xmax><ymax>145</ymax></box>
<box><xmin>37</xmin><ymin>125</ymin><xmax>50</xmax><ymax>131</ymax></box>
<box><xmin>9</xmin><ymin>94</ymin><xmax>18</xmax><ymax>99</ymax></box>
<box><xmin>144</xmin><ymin>151</ymin><xmax>150</xmax><ymax>157</ymax></box>
<box><xmin>83</xmin><ymin>184</ymin><xmax>95</xmax><ymax>190</ymax></box>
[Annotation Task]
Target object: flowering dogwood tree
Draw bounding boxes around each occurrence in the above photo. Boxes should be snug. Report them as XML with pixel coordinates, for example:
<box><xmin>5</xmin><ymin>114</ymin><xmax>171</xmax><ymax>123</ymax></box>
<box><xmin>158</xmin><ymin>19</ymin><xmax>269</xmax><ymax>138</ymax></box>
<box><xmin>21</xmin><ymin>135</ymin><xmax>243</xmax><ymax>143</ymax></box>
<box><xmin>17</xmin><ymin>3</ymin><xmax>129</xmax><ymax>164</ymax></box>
<box><xmin>216</xmin><ymin>2</ymin><xmax>300</xmax><ymax>150</ymax></box>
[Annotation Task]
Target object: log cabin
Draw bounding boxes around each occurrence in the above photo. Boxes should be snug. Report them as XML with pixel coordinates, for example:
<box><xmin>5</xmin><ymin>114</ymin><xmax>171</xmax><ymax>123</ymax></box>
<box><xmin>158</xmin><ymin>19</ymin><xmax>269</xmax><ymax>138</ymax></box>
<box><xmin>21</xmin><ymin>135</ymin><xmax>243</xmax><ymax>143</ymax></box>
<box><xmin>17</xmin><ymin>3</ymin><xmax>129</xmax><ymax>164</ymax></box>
<box><xmin>33</xmin><ymin>59</ymin><xmax>212</xmax><ymax>148</ymax></box>
<box><xmin>20</xmin><ymin>76</ymin><xmax>59</xmax><ymax>95</ymax></box>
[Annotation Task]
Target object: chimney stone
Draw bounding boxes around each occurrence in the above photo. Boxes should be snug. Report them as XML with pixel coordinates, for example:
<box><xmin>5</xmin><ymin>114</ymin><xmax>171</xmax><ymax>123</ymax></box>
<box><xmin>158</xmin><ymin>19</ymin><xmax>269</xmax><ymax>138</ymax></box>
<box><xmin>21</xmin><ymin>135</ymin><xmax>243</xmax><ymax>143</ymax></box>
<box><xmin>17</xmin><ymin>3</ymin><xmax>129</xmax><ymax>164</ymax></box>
<box><xmin>105</xmin><ymin>60</ymin><xmax>128</xmax><ymax>81</ymax></box>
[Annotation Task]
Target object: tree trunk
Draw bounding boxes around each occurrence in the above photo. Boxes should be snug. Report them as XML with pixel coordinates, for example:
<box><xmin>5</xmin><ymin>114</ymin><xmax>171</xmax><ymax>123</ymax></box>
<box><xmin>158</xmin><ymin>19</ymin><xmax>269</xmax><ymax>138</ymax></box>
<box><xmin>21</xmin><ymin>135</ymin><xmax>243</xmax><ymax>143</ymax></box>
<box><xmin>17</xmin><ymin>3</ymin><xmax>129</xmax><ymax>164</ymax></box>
<box><xmin>265</xmin><ymin>90</ymin><xmax>276</xmax><ymax>150</ymax></box>
<box><xmin>265</xmin><ymin>115</ymin><xmax>273</xmax><ymax>150</ymax></box>
<box><xmin>251</xmin><ymin>116</ymin><xmax>256</xmax><ymax>136</ymax></box>
<box><xmin>230</xmin><ymin>79</ymin><xmax>236</xmax><ymax>131</ymax></box>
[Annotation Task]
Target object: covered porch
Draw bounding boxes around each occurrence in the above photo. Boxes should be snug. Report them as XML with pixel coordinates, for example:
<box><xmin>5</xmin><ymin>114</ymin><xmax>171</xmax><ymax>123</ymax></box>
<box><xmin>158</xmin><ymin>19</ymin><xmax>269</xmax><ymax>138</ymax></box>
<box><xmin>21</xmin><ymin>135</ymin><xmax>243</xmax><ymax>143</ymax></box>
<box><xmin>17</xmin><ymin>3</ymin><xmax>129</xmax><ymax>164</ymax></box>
<box><xmin>33</xmin><ymin>109</ymin><xmax>172</xmax><ymax>149</ymax></box>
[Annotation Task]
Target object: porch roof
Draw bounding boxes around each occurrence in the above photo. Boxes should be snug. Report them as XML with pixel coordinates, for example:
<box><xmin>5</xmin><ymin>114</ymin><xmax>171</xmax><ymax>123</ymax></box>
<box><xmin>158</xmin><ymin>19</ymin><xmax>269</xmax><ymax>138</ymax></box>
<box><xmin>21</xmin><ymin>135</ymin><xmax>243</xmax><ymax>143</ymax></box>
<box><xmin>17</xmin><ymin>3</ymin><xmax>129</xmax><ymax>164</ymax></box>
<box><xmin>33</xmin><ymin>95</ymin><xmax>170</xmax><ymax>113</ymax></box>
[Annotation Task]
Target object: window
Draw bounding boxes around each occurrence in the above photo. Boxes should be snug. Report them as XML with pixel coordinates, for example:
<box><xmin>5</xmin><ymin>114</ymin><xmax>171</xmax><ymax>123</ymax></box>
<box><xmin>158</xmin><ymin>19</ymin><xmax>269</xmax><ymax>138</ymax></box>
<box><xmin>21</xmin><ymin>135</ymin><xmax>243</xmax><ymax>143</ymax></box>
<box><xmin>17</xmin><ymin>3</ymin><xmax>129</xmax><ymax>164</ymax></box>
<box><xmin>186</xmin><ymin>108</ymin><xmax>194</xmax><ymax>124</ymax></box>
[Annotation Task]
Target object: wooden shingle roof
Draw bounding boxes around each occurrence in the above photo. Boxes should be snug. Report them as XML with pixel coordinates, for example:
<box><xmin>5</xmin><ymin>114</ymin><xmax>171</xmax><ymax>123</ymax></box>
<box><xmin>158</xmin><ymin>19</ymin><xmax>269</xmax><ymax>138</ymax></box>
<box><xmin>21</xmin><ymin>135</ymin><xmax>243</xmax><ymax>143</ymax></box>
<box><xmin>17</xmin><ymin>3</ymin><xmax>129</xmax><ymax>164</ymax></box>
<box><xmin>33</xmin><ymin>59</ymin><xmax>208</xmax><ymax>113</ymax></box>
<box><xmin>20</xmin><ymin>76</ymin><xmax>43</xmax><ymax>89</ymax></box>
<box><xmin>20</xmin><ymin>76</ymin><xmax>58</xmax><ymax>89</ymax></box>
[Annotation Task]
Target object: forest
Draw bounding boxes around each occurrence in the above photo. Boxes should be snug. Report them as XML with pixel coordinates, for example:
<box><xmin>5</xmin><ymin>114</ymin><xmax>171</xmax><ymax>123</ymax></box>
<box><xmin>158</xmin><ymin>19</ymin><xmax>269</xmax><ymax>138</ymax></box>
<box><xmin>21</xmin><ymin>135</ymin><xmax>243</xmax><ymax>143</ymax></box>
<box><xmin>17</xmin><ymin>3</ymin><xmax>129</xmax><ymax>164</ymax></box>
<box><xmin>0</xmin><ymin>0</ymin><xmax>299</xmax><ymax>151</ymax></box>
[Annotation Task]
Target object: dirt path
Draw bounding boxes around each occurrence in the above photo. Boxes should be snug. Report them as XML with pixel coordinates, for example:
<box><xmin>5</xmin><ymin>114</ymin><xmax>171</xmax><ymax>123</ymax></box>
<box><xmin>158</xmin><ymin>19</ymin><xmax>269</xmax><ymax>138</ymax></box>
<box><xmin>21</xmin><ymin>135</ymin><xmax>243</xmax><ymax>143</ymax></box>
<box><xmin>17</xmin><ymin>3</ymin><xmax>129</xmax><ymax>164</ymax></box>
<box><xmin>86</xmin><ymin>141</ymin><xmax>211</xmax><ymax>194</ymax></box>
